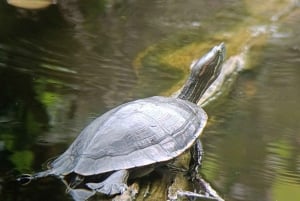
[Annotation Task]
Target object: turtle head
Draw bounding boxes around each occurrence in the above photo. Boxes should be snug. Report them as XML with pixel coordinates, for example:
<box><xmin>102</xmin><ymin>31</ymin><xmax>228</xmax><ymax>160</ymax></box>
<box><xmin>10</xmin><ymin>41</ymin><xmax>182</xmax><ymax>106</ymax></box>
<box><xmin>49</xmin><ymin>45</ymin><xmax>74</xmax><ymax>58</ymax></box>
<box><xmin>178</xmin><ymin>43</ymin><xmax>226</xmax><ymax>104</ymax></box>
<box><xmin>190</xmin><ymin>42</ymin><xmax>225</xmax><ymax>85</ymax></box>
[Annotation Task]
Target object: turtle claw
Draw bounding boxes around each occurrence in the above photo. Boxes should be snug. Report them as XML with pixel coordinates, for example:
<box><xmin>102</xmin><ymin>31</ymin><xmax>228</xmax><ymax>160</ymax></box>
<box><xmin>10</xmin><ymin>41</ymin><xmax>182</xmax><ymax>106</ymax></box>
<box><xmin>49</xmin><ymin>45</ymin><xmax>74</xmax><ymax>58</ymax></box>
<box><xmin>168</xmin><ymin>190</ymin><xmax>224</xmax><ymax>201</ymax></box>
<box><xmin>16</xmin><ymin>174</ymin><xmax>33</xmax><ymax>185</ymax></box>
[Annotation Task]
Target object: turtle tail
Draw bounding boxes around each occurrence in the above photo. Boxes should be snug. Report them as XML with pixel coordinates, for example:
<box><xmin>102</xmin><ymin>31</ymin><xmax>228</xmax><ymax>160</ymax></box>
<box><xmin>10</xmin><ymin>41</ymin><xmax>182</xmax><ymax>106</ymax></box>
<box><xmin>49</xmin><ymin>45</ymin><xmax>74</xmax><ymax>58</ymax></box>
<box><xmin>17</xmin><ymin>170</ymin><xmax>53</xmax><ymax>185</ymax></box>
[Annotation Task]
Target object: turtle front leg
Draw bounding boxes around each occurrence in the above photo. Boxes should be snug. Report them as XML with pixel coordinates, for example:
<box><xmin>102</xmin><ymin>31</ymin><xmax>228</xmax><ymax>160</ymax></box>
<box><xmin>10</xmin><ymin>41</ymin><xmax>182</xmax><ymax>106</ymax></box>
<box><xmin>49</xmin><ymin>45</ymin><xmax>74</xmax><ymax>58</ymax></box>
<box><xmin>168</xmin><ymin>139</ymin><xmax>224</xmax><ymax>201</ymax></box>
<box><xmin>188</xmin><ymin>138</ymin><xmax>204</xmax><ymax>179</ymax></box>
<box><xmin>86</xmin><ymin>169</ymin><xmax>129</xmax><ymax>195</ymax></box>
<box><xmin>189</xmin><ymin>139</ymin><xmax>224</xmax><ymax>201</ymax></box>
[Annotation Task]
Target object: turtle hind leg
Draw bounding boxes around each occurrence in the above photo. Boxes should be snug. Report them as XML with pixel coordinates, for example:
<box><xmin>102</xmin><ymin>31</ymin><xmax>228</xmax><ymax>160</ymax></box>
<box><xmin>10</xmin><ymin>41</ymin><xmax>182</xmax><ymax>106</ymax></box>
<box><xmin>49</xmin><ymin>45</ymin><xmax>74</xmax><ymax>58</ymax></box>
<box><xmin>86</xmin><ymin>169</ymin><xmax>129</xmax><ymax>196</ymax></box>
<box><xmin>63</xmin><ymin>173</ymin><xmax>84</xmax><ymax>188</ymax></box>
<box><xmin>17</xmin><ymin>170</ymin><xmax>52</xmax><ymax>185</ymax></box>
<box><xmin>68</xmin><ymin>188</ymin><xmax>96</xmax><ymax>201</ymax></box>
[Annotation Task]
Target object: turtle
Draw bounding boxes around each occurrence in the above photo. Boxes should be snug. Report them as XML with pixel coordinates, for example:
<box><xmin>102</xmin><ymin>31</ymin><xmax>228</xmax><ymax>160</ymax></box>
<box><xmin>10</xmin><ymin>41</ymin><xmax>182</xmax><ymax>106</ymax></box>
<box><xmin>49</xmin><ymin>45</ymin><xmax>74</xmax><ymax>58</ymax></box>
<box><xmin>18</xmin><ymin>43</ymin><xmax>225</xmax><ymax>200</ymax></box>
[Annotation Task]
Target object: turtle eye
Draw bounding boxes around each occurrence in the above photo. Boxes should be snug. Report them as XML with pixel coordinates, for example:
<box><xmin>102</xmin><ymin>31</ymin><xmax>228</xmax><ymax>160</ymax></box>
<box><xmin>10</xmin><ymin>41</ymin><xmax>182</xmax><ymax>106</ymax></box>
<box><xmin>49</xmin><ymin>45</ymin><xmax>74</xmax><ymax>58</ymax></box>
<box><xmin>190</xmin><ymin>59</ymin><xmax>198</xmax><ymax>70</ymax></box>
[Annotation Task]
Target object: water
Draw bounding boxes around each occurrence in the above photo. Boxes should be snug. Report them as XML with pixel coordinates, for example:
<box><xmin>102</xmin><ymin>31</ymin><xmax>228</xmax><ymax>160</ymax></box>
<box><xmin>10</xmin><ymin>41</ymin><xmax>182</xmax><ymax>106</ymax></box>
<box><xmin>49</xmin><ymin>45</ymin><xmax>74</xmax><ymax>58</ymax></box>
<box><xmin>202</xmin><ymin>13</ymin><xmax>300</xmax><ymax>200</ymax></box>
<box><xmin>0</xmin><ymin>1</ymin><xmax>300</xmax><ymax>201</ymax></box>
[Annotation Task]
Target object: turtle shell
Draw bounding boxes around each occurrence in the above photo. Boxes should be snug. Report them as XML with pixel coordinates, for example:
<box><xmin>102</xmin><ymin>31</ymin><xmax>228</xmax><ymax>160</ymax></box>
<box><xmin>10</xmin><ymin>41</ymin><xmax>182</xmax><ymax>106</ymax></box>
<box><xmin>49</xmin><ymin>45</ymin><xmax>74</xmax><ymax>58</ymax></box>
<box><xmin>48</xmin><ymin>96</ymin><xmax>207</xmax><ymax>176</ymax></box>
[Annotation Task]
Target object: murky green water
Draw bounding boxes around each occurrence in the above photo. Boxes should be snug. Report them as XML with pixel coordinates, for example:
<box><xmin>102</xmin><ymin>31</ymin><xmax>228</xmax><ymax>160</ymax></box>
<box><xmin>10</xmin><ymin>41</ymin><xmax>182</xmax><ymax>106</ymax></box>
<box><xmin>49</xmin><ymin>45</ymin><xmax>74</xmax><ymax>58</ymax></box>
<box><xmin>0</xmin><ymin>1</ymin><xmax>300</xmax><ymax>201</ymax></box>
<box><xmin>202</xmin><ymin>13</ymin><xmax>300</xmax><ymax>200</ymax></box>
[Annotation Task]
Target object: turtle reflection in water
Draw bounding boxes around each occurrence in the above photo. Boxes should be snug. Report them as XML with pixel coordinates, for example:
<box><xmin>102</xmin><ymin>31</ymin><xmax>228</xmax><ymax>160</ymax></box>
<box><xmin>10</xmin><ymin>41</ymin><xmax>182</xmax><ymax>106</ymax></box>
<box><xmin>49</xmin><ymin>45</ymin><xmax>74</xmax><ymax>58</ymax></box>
<box><xmin>18</xmin><ymin>43</ymin><xmax>226</xmax><ymax>201</ymax></box>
